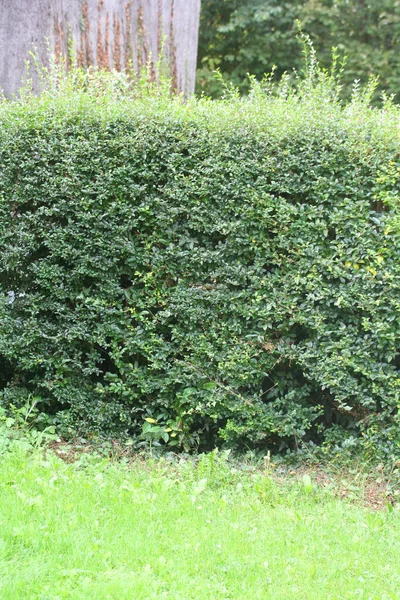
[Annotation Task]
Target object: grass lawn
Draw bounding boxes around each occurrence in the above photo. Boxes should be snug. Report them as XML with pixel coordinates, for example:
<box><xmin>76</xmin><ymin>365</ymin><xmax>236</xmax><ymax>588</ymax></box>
<box><xmin>0</xmin><ymin>448</ymin><xmax>399</xmax><ymax>600</ymax></box>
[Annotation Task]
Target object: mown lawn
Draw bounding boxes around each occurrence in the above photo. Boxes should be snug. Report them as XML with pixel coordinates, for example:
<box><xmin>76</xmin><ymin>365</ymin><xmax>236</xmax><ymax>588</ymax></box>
<box><xmin>0</xmin><ymin>448</ymin><xmax>399</xmax><ymax>600</ymax></box>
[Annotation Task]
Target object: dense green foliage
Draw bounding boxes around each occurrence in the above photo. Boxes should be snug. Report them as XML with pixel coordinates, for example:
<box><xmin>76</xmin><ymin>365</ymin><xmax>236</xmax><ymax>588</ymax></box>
<box><xmin>0</xmin><ymin>69</ymin><xmax>399</xmax><ymax>456</ymax></box>
<box><xmin>197</xmin><ymin>0</ymin><xmax>400</xmax><ymax>101</ymax></box>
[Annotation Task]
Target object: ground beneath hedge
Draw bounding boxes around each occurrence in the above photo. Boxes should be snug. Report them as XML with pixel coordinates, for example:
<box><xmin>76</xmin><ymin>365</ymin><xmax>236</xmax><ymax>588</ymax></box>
<box><xmin>48</xmin><ymin>439</ymin><xmax>398</xmax><ymax>511</ymax></box>
<box><xmin>1</xmin><ymin>446</ymin><xmax>399</xmax><ymax>599</ymax></box>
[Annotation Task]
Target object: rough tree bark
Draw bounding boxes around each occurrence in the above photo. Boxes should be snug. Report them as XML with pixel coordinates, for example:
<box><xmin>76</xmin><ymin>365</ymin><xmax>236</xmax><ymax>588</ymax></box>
<box><xmin>0</xmin><ymin>0</ymin><xmax>201</xmax><ymax>97</ymax></box>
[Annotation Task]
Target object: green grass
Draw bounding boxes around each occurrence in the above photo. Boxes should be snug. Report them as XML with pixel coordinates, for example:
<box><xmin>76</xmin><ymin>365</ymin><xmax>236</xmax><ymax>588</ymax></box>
<box><xmin>0</xmin><ymin>448</ymin><xmax>399</xmax><ymax>600</ymax></box>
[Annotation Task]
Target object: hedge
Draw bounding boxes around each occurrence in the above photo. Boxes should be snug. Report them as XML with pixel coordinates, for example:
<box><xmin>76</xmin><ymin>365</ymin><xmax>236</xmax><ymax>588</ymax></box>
<box><xmin>0</xmin><ymin>71</ymin><xmax>399</xmax><ymax>456</ymax></box>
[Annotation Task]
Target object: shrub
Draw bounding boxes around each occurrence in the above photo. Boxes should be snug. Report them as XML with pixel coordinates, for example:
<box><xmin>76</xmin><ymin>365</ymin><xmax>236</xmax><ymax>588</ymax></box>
<box><xmin>0</xmin><ymin>66</ymin><xmax>399</xmax><ymax>457</ymax></box>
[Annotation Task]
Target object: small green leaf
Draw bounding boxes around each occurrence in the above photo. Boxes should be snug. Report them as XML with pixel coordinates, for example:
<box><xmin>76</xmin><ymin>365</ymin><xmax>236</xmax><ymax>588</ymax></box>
<box><xmin>202</xmin><ymin>382</ymin><xmax>217</xmax><ymax>390</ymax></box>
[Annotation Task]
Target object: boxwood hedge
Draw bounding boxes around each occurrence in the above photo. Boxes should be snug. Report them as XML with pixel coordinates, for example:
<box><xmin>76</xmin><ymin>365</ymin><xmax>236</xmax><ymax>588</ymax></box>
<box><xmin>0</xmin><ymin>73</ymin><xmax>399</xmax><ymax>456</ymax></box>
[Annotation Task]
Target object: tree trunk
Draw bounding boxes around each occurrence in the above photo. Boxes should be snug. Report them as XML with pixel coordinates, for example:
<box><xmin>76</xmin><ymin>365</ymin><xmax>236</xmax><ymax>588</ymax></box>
<box><xmin>0</xmin><ymin>0</ymin><xmax>201</xmax><ymax>97</ymax></box>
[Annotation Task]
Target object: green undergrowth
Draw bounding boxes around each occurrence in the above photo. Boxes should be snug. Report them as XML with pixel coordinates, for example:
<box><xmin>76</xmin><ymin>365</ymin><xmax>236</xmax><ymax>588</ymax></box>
<box><xmin>0</xmin><ymin>53</ymin><xmax>399</xmax><ymax>459</ymax></box>
<box><xmin>0</xmin><ymin>443</ymin><xmax>400</xmax><ymax>600</ymax></box>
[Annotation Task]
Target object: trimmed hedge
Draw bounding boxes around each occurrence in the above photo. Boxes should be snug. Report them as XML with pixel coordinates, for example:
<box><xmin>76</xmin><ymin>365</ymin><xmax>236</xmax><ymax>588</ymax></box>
<box><xmin>0</xmin><ymin>78</ymin><xmax>399</xmax><ymax>455</ymax></box>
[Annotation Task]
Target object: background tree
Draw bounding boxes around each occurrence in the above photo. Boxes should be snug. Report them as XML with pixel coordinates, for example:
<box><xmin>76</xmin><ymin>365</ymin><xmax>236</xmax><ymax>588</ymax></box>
<box><xmin>196</xmin><ymin>0</ymin><xmax>400</xmax><ymax>102</ymax></box>
<box><xmin>301</xmin><ymin>0</ymin><xmax>400</xmax><ymax>99</ymax></box>
<box><xmin>0</xmin><ymin>0</ymin><xmax>201</xmax><ymax>97</ymax></box>
<box><xmin>196</xmin><ymin>0</ymin><xmax>300</xmax><ymax>96</ymax></box>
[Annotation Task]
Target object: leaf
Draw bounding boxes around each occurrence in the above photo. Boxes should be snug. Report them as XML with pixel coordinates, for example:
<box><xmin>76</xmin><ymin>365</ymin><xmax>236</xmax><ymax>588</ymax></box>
<box><xmin>302</xmin><ymin>474</ymin><xmax>313</xmax><ymax>492</ymax></box>
<box><xmin>202</xmin><ymin>382</ymin><xmax>217</xmax><ymax>390</ymax></box>
<box><xmin>182</xmin><ymin>387</ymin><xmax>197</xmax><ymax>397</ymax></box>
<box><xmin>386</xmin><ymin>501</ymin><xmax>394</xmax><ymax>513</ymax></box>
<box><xmin>193</xmin><ymin>478</ymin><xmax>207</xmax><ymax>496</ymax></box>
